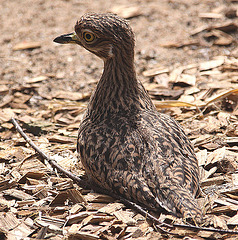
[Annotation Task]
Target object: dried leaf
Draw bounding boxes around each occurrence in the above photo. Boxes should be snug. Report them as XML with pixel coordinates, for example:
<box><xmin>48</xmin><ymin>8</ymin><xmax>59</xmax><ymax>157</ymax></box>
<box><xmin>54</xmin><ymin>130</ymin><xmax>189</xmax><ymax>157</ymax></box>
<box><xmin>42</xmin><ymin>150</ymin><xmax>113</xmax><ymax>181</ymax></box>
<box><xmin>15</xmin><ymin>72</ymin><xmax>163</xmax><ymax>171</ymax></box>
<box><xmin>67</xmin><ymin>189</ymin><xmax>87</xmax><ymax>204</ymax></box>
<box><xmin>142</xmin><ymin>67</ymin><xmax>169</xmax><ymax>77</ymax></box>
<box><xmin>149</xmin><ymin>88</ymin><xmax>184</xmax><ymax>99</ymax></box>
<box><xmin>111</xmin><ymin>5</ymin><xmax>142</xmax><ymax>19</ymax></box>
<box><xmin>13</xmin><ymin>41</ymin><xmax>41</xmax><ymax>51</ymax></box>
<box><xmin>224</xmin><ymin>137</ymin><xmax>238</xmax><ymax>146</ymax></box>
<box><xmin>77</xmin><ymin>214</ymin><xmax>114</xmax><ymax>232</ymax></box>
<box><xmin>160</xmin><ymin>39</ymin><xmax>199</xmax><ymax>48</ymax></box>
<box><xmin>84</xmin><ymin>193</ymin><xmax>114</xmax><ymax>203</ymax></box>
<box><xmin>0</xmin><ymin>212</ymin><xmax>19</xmax><ymax>232</ymax></box>
<box><xmin>113</xmin><ymin>210</ymin><xmax>136</xmax><ymax>225</ymax></box>
<box><xmin>199</xmin><ymin>12</ymin><xmax>223</xmax><ymax>19</ymax></box>
<box><xmin>0</xmin><ymin>108</ymin><xmax>16</xmax><ymax>122</ymax></box>
<box><xmin>0</xmin><ymin>95</ymin><xmax>14</xmax><ymax>108</ymax></box>
<box><xmin>196</xmin><ymin>149</ymin><xmax>208</xmax><ymax>167</ymax></box>
<box><xmin>210</xmin><ymin>205</ymin><xmax>238</xmax><ymax>214</ymax></box>
<box><xmin>52</xmin><ymin>91</ymin><xmax>90</xmax><ymax>101</ymax></box>
<box><xmin>48</xmin><ymin>135</ymin><xmax>75</xmax><ymax>144</ymax></box>
<box><xmin>35</xmin><ymin>216</ymin><xmax>65</xmax><ymax>229</ymax></box>
<box><xmin>98</xmin><ymin>202</ymin><xmax>124</xmax><ymax>214</ymax></box>
<box><xmin>214</xmin><ymin>22</ymin><xmax>238</xmax><ymax>32</ymax></box>
<box><xmin>204</xmin><ymin>30</ymin><xmax>234</xmax><ymax>45</ymax></box>
<box><xmin>25</xmin><ymin>76</ymin><xmax>48</xmax><ymax>84</ymax></box>
<box><xmin>0</xmin><ymin>85</ymin><xmax>9</xmax><ymax>94</ymax></box>
<box><xmin>205</xmin><ymin>88</ymin><xmax>238</xmax><ymax>106</ymax></box>
<box><xmin>68</xmin><ymin>232</ymin><xmax>100</xmax><ymax>240</ymax></box>
<box><xmin>191</xmin><ymin>22</ymin><xmax>238</xmax><ymax>35</ymax></box>
<box><xmin>154</xmin><ymin>100</ymin><xmax>196</xmax><ymax>109</ymax></box>
<box><xmin>69</xmin><ymin>203</ymin><xmax>85</xmax><ymax>215</ymax></box>
<box><xmin>3</xmin><ymin>189</ymin><xmax>33</xmax><ymax>201</ymax></box>
<box><xmin>176</xmin><ymin>74</ymin><xmax>196</xmax><ymax>86</ymax></box>
<box><xmin>201</xmin><ymin>175</ymin><xmax>224</xmax><ymax>187</ymax></box>
<box><xmin>67</xmin><ymin>211</ymin><xmax>97</xmax><ymax>225</ymax></box>
<box><xmin>18</xmin><ymin>171</ymin><xmax>46</xmax><ymax>184</ymax></box>
<box><xmin>0</xmin><ymin>180</ymin><xmax>16</xmax><ymax>191</ymax></box>
<box><xmin>199</xmin><ymin>58</ymin><xmax>225</xmax><ymax>71</ymax></box>
<box><xmin>227</xmin><ymin>214</ymin><xmax>238</xmax><ymax>225</ymax></box>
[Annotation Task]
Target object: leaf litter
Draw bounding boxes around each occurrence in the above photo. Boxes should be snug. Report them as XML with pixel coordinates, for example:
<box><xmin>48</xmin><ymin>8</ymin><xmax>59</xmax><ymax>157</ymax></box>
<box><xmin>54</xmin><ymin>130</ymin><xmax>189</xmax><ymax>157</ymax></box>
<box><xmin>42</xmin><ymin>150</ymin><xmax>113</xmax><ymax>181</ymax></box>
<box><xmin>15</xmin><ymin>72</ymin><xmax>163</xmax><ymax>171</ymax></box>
<box><xmin>0</xmin><ymin>0</ymin><xmax>238</xmax><ymax>239</ymax></box>
<box><xmin>1</xmin><ymin>53</ymin><xmax>237</xmax><ymax>239</ymax></box>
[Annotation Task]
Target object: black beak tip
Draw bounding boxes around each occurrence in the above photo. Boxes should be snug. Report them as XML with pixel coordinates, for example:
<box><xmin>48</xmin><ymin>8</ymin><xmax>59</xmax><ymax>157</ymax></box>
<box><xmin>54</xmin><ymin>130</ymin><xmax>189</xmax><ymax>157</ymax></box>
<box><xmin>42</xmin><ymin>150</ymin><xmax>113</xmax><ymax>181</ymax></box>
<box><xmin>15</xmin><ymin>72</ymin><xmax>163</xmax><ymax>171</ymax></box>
<box><xmin>53</xmin><ymin>33</ymin><xmax>75</xmax><ymax>44</ymax></box>
<box><xmin>53</xmin><ymin>36</ymin><xmax>63</xmax><ymax>44</ymax></box>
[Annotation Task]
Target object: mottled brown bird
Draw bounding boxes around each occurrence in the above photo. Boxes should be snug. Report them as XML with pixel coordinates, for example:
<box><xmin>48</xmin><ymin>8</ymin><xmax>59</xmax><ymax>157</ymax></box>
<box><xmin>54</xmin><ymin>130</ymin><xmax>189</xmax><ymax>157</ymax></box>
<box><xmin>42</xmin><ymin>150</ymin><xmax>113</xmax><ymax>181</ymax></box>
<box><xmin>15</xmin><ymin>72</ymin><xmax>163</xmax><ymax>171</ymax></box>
<box><xmin>54</xmin><ymin>13</ymin><xmax>202</xmax><ymax>221</ymax></box>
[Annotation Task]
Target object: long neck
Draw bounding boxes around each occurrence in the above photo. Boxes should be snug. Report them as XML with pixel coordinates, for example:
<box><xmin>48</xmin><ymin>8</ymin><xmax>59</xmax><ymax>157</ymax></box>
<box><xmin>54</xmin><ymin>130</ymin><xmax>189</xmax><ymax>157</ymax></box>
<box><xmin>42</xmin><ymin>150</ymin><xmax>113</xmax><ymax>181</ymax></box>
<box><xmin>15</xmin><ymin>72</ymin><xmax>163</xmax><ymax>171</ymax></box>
<box><xmin>87</xmin><ymin>51</ymin><xmax>154</xmax><ymax>121</ymax></box>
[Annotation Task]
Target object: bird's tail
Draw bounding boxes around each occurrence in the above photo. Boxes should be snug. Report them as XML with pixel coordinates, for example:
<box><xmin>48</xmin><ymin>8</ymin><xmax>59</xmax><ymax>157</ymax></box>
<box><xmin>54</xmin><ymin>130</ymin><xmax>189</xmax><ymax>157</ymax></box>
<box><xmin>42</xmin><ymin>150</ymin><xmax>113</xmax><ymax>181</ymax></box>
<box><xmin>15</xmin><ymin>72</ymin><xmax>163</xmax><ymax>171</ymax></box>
<box><xmin>160</xmin><ymin>184</ymin><xmax>203</xmax><ymax>223</ymax></box>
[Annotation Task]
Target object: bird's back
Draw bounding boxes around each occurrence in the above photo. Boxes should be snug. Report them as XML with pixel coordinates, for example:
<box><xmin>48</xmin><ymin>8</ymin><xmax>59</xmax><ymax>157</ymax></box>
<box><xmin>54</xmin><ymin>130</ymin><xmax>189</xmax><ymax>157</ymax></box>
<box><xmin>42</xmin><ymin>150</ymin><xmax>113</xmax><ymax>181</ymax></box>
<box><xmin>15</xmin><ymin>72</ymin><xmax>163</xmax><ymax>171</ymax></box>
<box><xmin>78</xmin><ymin>106</ymin><xmax>201</xmax><ymax>221</ymax></box>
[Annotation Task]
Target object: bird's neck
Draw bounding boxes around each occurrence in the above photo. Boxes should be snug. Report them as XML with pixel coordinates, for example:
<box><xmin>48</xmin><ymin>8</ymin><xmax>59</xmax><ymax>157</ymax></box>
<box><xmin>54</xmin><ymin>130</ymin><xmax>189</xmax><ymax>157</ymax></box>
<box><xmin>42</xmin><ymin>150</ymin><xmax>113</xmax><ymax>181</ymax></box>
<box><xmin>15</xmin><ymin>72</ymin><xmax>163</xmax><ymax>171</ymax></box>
<box><xmin>87</xmin><ymin>53</ymin><xmax>154</xmax><ymax>121</ymax></box>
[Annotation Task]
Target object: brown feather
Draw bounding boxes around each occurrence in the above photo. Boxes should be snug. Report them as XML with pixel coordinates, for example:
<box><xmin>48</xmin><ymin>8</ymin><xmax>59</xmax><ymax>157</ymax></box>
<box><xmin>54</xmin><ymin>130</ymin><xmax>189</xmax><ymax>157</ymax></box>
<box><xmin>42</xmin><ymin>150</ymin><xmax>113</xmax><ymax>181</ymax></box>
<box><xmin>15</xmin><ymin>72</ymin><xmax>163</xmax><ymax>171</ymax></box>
<box><xmin>57</xmin><ymin>13</ymin><xmax>202</xmax><ymax>222</ymax></box>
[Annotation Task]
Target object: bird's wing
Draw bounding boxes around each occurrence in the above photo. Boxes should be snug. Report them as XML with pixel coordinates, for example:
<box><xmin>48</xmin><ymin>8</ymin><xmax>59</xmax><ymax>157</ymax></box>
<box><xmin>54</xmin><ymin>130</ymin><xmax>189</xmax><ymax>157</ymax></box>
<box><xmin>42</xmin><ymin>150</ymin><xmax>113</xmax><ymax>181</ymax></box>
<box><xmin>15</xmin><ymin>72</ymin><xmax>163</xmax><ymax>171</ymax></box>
<box><xmin>139</xmin><ymin>111</ymin><xmax>200</xmax><ymax>195</ymax></box>
<box><xmin>78</xmin><ymin>114</ymin><xmax>201</xmax><ymax>220</ymax></box>
<box><xmin>134</xmin><ymin>111</ymin><xmax>201</xmax><ymax>219</ymax></box>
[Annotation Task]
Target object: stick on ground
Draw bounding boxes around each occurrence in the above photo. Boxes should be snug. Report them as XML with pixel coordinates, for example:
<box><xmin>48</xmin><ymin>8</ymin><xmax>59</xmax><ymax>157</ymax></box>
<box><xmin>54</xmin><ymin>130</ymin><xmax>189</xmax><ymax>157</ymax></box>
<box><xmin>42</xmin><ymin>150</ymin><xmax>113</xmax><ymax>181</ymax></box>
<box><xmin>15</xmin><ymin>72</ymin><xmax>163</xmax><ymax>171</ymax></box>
<box><xmin>11</xmin><ymin>117</ymin><xmax>87</xmax><ymax>188</ymax></box>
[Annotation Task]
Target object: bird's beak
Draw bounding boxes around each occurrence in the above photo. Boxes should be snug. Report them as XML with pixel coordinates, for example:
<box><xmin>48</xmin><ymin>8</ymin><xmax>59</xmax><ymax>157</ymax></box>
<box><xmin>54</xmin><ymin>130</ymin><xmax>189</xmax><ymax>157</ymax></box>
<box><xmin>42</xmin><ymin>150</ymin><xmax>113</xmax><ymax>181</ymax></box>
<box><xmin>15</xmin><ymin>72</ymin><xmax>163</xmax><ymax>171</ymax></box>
<box><xmin>53</xmin><ymin>32</ymin><xmax>80</xmax><ymax>44</ymax></box>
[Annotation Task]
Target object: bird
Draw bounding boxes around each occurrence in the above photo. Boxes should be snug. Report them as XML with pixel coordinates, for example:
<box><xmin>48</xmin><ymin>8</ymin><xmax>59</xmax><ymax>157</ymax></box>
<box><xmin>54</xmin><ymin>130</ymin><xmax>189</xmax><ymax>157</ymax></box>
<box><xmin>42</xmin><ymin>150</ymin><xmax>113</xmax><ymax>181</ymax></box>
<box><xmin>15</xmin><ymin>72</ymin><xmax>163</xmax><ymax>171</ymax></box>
<box><xmin>54</xmin><ymin>13</ymin><xmax>202</xmax><ymax>222</ymax></box>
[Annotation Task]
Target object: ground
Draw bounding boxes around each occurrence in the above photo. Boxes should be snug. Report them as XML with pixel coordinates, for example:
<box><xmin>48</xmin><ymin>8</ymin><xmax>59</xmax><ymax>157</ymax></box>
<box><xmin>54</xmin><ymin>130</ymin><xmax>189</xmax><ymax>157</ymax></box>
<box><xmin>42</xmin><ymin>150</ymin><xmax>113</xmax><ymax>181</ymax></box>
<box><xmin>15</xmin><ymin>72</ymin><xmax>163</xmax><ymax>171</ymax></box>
<box><xmin>0</xmin><ymin>0</ymin><xmax>238</xmax><ymax>239</ymax></box>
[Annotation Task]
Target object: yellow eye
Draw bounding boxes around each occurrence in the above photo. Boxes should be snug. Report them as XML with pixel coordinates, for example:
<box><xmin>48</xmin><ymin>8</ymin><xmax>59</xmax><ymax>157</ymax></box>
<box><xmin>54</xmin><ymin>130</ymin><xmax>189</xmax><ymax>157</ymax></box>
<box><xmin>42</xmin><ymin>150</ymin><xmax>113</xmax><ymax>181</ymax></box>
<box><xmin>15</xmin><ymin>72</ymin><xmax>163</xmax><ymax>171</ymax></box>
<box><xmin>83</xmin><ymin>32</ymin><xmax>95</xmax><ymax>43</ymax></box>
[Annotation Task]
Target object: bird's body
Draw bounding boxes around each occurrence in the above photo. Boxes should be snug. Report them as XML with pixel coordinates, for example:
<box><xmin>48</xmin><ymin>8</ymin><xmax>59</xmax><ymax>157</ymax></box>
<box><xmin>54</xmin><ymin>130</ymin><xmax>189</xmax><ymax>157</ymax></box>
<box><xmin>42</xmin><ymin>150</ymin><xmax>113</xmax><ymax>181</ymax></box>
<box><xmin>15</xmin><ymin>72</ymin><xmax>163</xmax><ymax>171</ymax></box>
<box><xmin>54</xmin><ymin>13</ymin><xmax>202</xmax><ymax>221</ymax></box>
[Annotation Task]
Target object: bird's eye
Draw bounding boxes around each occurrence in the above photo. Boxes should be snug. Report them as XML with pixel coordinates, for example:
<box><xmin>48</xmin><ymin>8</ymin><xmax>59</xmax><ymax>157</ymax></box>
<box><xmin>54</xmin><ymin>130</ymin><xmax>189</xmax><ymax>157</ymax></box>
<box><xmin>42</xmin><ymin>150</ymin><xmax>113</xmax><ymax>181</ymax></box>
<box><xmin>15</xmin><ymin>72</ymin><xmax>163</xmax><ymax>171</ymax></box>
<box><xmin>83</xmin><ymin>32</ymin><xmax>95</xmax><ymax>43</ymax></box>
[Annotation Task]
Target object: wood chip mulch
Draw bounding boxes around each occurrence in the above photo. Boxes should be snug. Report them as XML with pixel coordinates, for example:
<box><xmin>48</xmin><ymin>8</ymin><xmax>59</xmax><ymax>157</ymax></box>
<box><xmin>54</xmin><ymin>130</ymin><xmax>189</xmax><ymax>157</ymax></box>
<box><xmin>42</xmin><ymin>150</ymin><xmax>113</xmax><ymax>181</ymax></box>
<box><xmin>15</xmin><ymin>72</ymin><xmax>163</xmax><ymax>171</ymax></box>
<box><xmin>0</xmin><ymin>53</ymin><xmax>237</xmax><ymax>239</ymax></box>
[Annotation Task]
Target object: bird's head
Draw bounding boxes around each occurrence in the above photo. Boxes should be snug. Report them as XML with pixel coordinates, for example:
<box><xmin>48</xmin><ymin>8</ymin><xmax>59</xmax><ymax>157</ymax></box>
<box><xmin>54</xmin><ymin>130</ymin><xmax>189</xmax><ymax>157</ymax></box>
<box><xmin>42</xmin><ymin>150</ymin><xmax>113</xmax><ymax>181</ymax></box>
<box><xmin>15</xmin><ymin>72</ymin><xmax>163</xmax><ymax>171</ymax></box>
<box><xmin>54</xmin><ymin>13</ymin><xmax>135</xmax><ymax>61</ymax></box>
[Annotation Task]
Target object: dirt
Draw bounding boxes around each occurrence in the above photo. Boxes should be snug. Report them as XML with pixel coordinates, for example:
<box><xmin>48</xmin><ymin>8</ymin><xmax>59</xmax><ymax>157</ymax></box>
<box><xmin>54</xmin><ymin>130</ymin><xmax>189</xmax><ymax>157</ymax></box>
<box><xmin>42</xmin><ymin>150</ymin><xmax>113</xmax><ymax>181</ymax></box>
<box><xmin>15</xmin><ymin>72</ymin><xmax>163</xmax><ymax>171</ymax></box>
<box><xmin>1</xmin><ymin>0</ymin><xmax>238</xmax><ymax>239</ymax></box>
<box><xmin>1</xmin><ymin>0</ymin><xmax>237</xmax><ymax>95</ymax></box>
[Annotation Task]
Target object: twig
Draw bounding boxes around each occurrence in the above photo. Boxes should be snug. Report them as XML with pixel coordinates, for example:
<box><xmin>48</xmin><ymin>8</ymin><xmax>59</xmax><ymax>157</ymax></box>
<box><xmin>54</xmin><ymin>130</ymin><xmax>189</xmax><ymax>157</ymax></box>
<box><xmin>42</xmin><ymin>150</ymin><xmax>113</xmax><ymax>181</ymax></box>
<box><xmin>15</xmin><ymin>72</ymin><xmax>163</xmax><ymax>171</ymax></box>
<box><xmin>10</xmin><ymin>117</ymin><xmax>238</xmax><ymax>235</ymax></box>
<box><xmin>90</xmin><ymin>185</ymin><xmax>174</xmax><ymax>234</ymax></box>
<box><xmin>173</xmin><ymin>223</ymin><xmax>238</xmax><ymax>234</ymax></box>
<box><xmin>117</xmin><ymin>196</ymin><xmax>174</xmax><ymax>233</ymax></box>
<box><xmin>11</xmin><ymin>117</ymin><xmax>88</xmax><ymax>188</ymax></box>
<box><xmin>116</xmin><ymin>194</ymin><xmax>238</xmax><ymax>235</ymax></box>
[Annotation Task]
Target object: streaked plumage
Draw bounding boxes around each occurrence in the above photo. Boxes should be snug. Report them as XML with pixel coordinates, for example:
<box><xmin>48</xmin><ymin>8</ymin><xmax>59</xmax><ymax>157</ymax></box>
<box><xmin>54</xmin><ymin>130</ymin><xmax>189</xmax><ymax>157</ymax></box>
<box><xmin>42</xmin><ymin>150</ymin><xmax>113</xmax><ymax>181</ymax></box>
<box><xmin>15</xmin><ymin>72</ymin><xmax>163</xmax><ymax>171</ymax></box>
<box><xmin>54</xmin><ymin>13</ymin><xmax>202</xmax><ymax>222</ymax></box>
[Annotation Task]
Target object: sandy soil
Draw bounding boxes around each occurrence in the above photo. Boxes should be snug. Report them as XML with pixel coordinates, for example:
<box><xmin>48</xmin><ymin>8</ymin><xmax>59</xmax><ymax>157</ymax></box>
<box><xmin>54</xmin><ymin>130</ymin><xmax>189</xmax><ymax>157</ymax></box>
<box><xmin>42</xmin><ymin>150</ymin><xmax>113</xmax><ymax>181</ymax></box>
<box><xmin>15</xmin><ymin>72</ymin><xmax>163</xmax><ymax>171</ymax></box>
<box><xmin>1</xmin><ymin>0</ymin><xmax>237</xmax><ymax>96</ymax></box>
